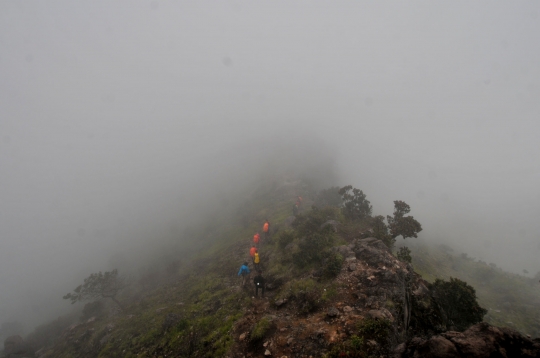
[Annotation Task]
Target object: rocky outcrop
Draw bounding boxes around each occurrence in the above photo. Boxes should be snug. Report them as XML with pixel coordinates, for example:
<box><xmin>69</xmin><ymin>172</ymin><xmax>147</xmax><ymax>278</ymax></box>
<box><xmin>395</xmin><ymin>322</ymin><xmax>540</xmax><ymax>357</ymax></box>
<box><xmin>3</xmin><ymin>334</ymin><xmax>29</xmax><ymax>357</ymax></box>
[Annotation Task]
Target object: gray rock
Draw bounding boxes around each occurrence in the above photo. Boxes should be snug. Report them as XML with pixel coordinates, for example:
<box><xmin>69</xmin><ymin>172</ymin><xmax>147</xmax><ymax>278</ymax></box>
<box><xmin>382</xmin><ymin>270</ymin><xmax>398</xmax><ymax>283</ymax></box>
<box><xmin>275</xmin><ymin>298</ymin><xmax>288</xmax><ymax>307</ymax></box>
<box><xmin>372</xmin><ymin>240</ymin><xmax>389</xmax><ymax>250</ymax></box>
<box><xmin>327</xmin><ymin>307</ymin><xmax>340</xmax><ymax>317</ymax></box>
<box><xmin>366</xmin><ymin>308</ymin><xmax>394</xmax><ymax>322</ymax></box>
<box><xmin>413</xmin><ymin>282</ymin><xmax>429</xmax><ymax>296</ymax></box>
<box><xmin>348</xmin><ymin>263</ymin><xmax>357</xmax><ymax>272</ymax></box>
<box><xmin>333</xmin><ymin>245</ymin><xmax>355</xmax><ymax>259</ymax></box>
<box><xmin>357</xmin><ymin>237</ymin><xmax>378</xmax><ymax>245</ymax></box>
<box><xmin>320</xmin><ymin>220</ymin><xmax>340</xmax><ymax>232</ymax></box>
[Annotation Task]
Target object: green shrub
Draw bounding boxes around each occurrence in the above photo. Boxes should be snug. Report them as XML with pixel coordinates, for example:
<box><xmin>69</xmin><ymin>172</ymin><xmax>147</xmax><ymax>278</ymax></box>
<box><xmin>277</xmin><ymin>230</ymin><xmax>295</xmax><ymax>249</ymax></box>
<box><xmin>277</xmin><ymin>279</ymin><xmax>323</xmax><ymax>314</ymax></box>
<box><xmin>328</xmin><ymin>323</ymin><xmax>391</xmax><ymax>358</ymax></box>
<box><xmin>291</xmin><ymin>206</ymin><xmax>338</xmax><ymax>237</ymax></box>
<box><xmin>430</xmin><ymin>277</ymin><xmax>487</xmax><ymax>331</ymax></box>
<box><xmin>292</xmin><ymin>232</ymin><xmax>335</xmax><ymax>268</ymax></box>
<box><xmin>371</xmin><ymin>215</ymin><xmax>395</xmax><ymax>248</ymax></box>
<box><xmin>251</xmin><ymin>317</ymin><xmax>271</xmax><ymax>341</ymax></box>
<box><xmin>323</xmin><ymin>253</ymin><xmax>343</xmax><ymax>278</ymax></box>
<box><xmin>396</xmin><ymin>247</ymin><xmax>412</xmax><ymax>263</ymax></box>
<box><xmin>357</xmin><ymin>318</ymin><xmax>392</xmax><ymax>341</ymax></box>
<box><xmin>338</xmin><ymin>185</ymin><xmax>372</xmax><ymax>221</ymax></box>
<box><xmin>387</xmin><ymin>200</ymin><xmax>422</xmax><ymax>240</ymax></box>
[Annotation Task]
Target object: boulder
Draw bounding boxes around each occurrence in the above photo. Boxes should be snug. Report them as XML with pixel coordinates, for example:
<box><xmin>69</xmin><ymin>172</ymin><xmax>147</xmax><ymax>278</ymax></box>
<box><xmin>366</xmin><ymin>308</ymin><xmax>394</xmax><ymax>322</ymax></box>
<box><xmin>413</xmin><ymin>282</ymin><xmax>430</xmax><ymax>296</ymax></box>
<box><xmin>333</xmin><ymin>245</ymin><xmax>355</xmax><ymax>259</ymax></box>
<box><xmin>357</xmin><ymin>237</ymin><xmax>378</xmax><ymax>245</ymax></box>
<box><xmin>320</xmin><ymin>220</ymin><xmax>340</xmax><ymax>232</ymax></box>
<box><xmin>414</xmin><ymin>336</ymin><xmax>459</xmax><ymax>358</ymax></box>
<box><xmin>327</xmin><ymin>307</ymin><xmax>340</xmax><ymax>318</ymax></box>
<box><xmin>4</xmin><ymin>335</ymin><xmax>24</xmax><ymax>354</ymax></box>
<box><xmin>397</xmin><ymin>322</ymin><xmax>540</xmax><ymax>357</ymax></box>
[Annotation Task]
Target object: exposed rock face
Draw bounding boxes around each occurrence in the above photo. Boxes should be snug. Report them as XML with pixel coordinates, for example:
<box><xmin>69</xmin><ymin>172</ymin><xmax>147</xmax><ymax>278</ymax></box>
<box><xmin>396</xmin><ymin>322</ymin><xmax>540</xmax><ymax>357</ymax></box>
<box><xmin>333</xmin><ymin>244</ymin><xmax>355</xmax><ymax>259</ymax></box>
<box><xmin>4</xmin><ymin>334</ymin><xmax>28</xmax><ymax>356</ymax></box>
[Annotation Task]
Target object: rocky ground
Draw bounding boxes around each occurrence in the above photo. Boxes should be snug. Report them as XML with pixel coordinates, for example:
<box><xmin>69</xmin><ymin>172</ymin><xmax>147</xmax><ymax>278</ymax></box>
<box><xmin>225</xmin><ymin>237</ymin><xmax>540</xmax><ymax>357</ymax></box>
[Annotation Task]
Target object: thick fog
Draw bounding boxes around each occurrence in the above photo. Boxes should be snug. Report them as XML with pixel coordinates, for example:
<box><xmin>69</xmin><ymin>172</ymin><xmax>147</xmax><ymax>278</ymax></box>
<box><xmin>1</xmin><ymin>1</ymin><xmax>539</xmax><ymax>331</ymax></box>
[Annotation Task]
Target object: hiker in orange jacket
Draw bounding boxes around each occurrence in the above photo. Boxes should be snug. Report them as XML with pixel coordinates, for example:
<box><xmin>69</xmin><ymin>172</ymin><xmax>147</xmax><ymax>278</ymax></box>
<box><xmin>263</xmin><ymin>220</ymin><xmax>270</xmax><ymax>240</ymax></box>
<box><xmin>253</xmin><ymin>232</ymin><xmax>260</xmax><ymax>246</ymax></box>
<box><xmin>249</xmin><ymin>245</ymin><xmax>257</xmax><ymax>257</ymax></box>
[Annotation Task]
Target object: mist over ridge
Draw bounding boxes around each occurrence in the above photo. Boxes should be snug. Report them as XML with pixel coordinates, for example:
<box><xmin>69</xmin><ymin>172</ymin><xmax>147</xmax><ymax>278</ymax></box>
<box><xmin>1</xmin><ymin>0</ymin><xmax>540</xmax><ymax>335</ymax></box>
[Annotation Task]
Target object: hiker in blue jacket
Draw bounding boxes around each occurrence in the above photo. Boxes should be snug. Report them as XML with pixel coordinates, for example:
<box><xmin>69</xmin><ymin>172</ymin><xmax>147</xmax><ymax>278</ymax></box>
<box><xmin>237</xmin><ymin>262</ymin><xmax>251</xmax><ymax>287</ymax></box>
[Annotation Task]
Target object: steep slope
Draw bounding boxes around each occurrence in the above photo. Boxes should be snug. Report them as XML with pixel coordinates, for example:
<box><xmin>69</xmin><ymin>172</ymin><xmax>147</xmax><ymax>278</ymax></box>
<box><xmin>409</xmin><ymin>241</ymin><xmax>540</xmax><ymax>337</ymax></box>
<box><xmin>9</xmin><ymin>180</ymin><xmax>540</xmax><ymax>357</ymax></box>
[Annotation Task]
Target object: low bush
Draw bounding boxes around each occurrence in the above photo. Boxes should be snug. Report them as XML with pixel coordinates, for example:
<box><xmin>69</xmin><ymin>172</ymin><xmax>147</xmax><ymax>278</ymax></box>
<box><xmin>251</xmin><ymin>317</ymin><xmax>271</xmax><ymax>342</ymax></box>
<box><xmin>277</xmin><ymin>230</ymin><xmax>295</xmax><ymax>250</ymax></box>
<box><xmin>430</xmin><ymin>277</ymin><xmax>487</xmax><ymax>331</ymax></box>
<box><xmin>322</xmin><ymin>252</ymin><xmax>343</xmax><ymax>278</ymax></box>
<box><xmin>276</xmin><ymin>279</ymin><xmax>323</xmax><ymax>314</ymax></box>
<box><xmin>396</xmin><ymin>247</ymin><xmax>412</xmax><ymax>263</ymax></box>
<box><xmin>292</xmin><ymin>232</ymin><xmax>335</xmax><ymax>268</ymax></box>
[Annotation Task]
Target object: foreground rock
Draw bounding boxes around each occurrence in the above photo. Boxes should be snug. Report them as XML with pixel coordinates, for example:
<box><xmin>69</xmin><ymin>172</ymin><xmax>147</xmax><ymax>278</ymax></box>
<box><xmin>395</xmin><ymin>322</ymin><xmax>540</xmax><ymax>357</ymax></box>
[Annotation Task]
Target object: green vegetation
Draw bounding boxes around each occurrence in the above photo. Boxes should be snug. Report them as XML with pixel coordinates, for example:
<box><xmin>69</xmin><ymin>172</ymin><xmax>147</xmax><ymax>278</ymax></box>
<box><xmin>24</xmin><ymin>177</ymin><xmax>540</xmax><ymax>358</ymax></box>
<box><xmin>370</xmin><ymin>215</ymin><xmax>394</xmax><ymax>248</ymax></box>
<box><xmin>275</xmin><ymin>279</ymin><xmax>324</xmax><ymax>314</ymax></box>
<box><xmin>396</xmin><ymin>246</ymin><xmax>412</xmax><ymax>263</ymax></box>
<box><xmin>430</xmin><ymin>277</ymin><xmax>487</xmax><ymax>331</ymax></box>
<box><xmin>327</xmin><ymin>318</ymin><xmax>392</xmax><ymax>358</ymax></box>
<box><xmin>387</xmin><ymin>200</ymin><xmax>422</xmax><ymax>240</ymax></box>
<box><xmin>63</xmin><ymin>269</ymin><xmax>127</xmax><ymax>310</ymax></box>
<box><xmin>322</xmin><ymin>252</ymin><xmax>344</xmax><ymax>278</ymax></box>
<box><xmin>410</xmin><ymin>241</ymin><xmax>540</xmax><ymax>336</ymax></box>
<box><xmin>250</xmin><ymin>317</ymin><xmax>272</xmax><ymax>341</ymax></box>
<box><xmin>339</xmin><ymin>185</ymin><xmax>373</xmax><ymax>220</ymax></box>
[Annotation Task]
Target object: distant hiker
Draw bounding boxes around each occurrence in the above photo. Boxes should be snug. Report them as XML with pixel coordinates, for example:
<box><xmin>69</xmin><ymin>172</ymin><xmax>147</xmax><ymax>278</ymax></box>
<box><xmin>253</xmin><ymin>250</ymin><xmax>260</xmax><ymax>270</ymax></box>
<box><xmin>263</xmin><ymin>220</ymin><xmax>270</xmax><ymax>240</ymax></box>
<box><xmin>253</xmin><ymin>232</ymin><xmax>260</xmax><ymax>246</ymax></box>
<box><xmin>293</xmin><ymin>203</ymin><xmax>299</xmax><ymax>216</ymax></box>
<box><xmin>237</xmin><ymin>262</ymin><xmax>251</xmax><ymax>287</ymax></box>
<box><xmin>249</xmin><ymin>245</ymin><xmax>257</xmax><ymax>257</ymax></box>
<box><xmin>253</xmin><ymin>270</ymin><xmax>266</xmax><ymax>297</ymax></box>
<box><xmin>297</xmin><ymin>195</ymin><xmax>303</xmax><ymax>207</ymax></box>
